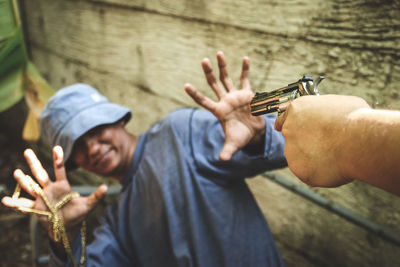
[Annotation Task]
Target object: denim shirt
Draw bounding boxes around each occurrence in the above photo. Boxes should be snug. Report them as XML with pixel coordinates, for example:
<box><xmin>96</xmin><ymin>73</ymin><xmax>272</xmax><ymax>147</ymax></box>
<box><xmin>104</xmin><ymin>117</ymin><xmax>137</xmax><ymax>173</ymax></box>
<box><xmin>52</xmin><ymin>108</ymin><xmax>287</xmax><ymax>267</ymax></box>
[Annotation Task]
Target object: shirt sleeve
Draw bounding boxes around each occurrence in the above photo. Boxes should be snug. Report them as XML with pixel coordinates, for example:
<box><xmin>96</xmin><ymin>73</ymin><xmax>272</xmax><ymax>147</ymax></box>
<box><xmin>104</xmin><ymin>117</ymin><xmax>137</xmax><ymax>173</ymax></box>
<box><xmin>188</xmin><ymin>109</ymin><xmax>287</xmax><ymax>180</ymax></box>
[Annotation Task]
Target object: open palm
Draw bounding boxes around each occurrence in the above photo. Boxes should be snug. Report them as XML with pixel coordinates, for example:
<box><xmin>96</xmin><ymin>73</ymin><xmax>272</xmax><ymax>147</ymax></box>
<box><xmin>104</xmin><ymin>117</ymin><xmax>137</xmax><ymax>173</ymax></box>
<box><xmin>2</xmin><ymin>146</ymin><xmax>107</xmax><ymax>242</ymax></box>
<box><xmin>184</xmin><ymin>51</ymin><xmax>265</xmax><ymax>161</ymax></box>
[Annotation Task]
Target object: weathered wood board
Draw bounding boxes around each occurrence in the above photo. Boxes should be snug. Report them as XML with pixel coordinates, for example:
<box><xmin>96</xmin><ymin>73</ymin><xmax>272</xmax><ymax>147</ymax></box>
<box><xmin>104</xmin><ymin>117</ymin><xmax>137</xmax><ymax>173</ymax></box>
<box><xmin>21</xmin><ymin>0</ymin><xmax>400</xmax><ymax>266</ymax></box>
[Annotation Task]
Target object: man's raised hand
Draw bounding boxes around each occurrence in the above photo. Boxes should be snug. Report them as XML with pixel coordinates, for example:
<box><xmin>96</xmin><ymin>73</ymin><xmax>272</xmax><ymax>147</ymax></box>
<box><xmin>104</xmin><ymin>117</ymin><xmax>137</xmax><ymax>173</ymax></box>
<box><xmin>185</xmin><ymin>51</ymin><xmax>265</xmax><ymax>161</ymax></box>
<box><xmin>2</xmin><ymin>146</ymin><xmax>108</xmax><ymax>242</ymax></box>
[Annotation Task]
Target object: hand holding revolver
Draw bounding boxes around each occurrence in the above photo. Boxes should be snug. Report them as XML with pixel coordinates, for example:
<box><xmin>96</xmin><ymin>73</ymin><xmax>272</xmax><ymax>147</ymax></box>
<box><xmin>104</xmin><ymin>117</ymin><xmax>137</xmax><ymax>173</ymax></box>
<box><xmin>250</xmin><ymin>76</ymin><xmax>376</xmax><ymax>188</ymax></box>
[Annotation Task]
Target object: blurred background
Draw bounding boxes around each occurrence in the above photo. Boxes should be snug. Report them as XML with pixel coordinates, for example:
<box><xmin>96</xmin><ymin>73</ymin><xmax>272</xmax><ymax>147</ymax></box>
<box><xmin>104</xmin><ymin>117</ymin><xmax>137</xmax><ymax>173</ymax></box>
<box><xmin>0</xmin><ymin>0</ymin><xmax>400</xmax><ymax>266</ymax></box>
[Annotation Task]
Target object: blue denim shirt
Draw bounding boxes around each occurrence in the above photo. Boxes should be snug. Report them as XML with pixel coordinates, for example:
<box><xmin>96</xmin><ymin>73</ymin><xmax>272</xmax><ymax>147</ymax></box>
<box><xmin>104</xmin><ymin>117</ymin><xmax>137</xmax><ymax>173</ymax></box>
<box><xmin>53</xmin><ymin>108</ymin><xmax>287</xmax><ymax>267</ymax></box>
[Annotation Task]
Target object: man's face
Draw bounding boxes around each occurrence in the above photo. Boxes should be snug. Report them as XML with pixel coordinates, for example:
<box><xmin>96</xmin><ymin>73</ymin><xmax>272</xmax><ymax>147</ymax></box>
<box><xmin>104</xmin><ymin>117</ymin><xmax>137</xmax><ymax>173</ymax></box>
<box><xmin>70</xmin><ymin>120</ymin><xmax>133</xmax><ymax>179</ymax></box>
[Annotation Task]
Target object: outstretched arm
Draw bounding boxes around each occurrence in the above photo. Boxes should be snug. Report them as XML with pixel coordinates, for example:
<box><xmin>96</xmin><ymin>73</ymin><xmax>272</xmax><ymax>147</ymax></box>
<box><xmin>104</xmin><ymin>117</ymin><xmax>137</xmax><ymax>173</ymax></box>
<box><xmin>184</xmin><ymin>51</ymin><xmax>265</xmax><ymax>161</ymax></box>
<box><xmin>2</xmin><ymin>146</ymin><xmax>107</xmax><ymax>259</ymax></box>
<box><xmin>274</xmin><ymin>94</ymin><xmax>400</xmax><ymax>196</ymax></box>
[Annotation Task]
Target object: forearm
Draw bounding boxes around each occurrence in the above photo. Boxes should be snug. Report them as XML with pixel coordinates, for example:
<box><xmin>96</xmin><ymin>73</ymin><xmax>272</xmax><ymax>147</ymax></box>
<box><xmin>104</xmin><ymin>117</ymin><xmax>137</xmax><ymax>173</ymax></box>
<box><xmin>244</xmin><ymin>118</ymin><xmax>266</xmax><ymax>154</ymax></box>
<box><xmin>340</xmin><ymin>108</ymin><xmax>400</xmax><ymax>195</ymax></box>
<box><xmin>239</xmin><ymin>115</ymin><xmax>286</xmax><ymax>171</ymax></box>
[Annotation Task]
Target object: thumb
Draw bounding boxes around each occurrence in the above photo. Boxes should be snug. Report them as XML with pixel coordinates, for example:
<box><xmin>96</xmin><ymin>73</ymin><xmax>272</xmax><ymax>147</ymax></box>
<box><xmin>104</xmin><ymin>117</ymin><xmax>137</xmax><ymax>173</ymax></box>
<box><xmin>86</xmin><ymin>184</ymin><xmax>108</xmax><ymax>211</ymax></box>
<box><xmin>53</xmin><ymin>146</ymin><xmax>68</xmax><ymax>182</ymax></box>
<box><xmin>274</xmin><ymin>110</ymin><xmax>289</xmax><ymax>132</ymax></box>
<box><xmin>219</xmin><ymin>142</ymin><xmax>238</xmax><ymax>161</ymax></box>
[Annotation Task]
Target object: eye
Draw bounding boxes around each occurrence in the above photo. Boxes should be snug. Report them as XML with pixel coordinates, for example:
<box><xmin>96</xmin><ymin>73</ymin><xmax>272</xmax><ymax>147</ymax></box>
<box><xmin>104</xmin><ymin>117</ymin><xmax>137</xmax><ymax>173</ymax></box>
<box><xmin>71</xmin><ymin>139</ymin><xmax>83</xmax><ymax>157</ymax></box>
<box><xmin>85</xmin><ymin>127</ymin><xmax>100</xmax><ymax>137</ymax></box>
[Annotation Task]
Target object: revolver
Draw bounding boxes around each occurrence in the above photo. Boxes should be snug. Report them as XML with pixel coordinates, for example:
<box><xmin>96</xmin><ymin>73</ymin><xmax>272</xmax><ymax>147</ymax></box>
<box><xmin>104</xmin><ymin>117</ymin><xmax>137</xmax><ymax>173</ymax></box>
<box><xmin>250</xmin><ymin>75</ymin><xmax>325</xmax><ymax>116</ymax></box>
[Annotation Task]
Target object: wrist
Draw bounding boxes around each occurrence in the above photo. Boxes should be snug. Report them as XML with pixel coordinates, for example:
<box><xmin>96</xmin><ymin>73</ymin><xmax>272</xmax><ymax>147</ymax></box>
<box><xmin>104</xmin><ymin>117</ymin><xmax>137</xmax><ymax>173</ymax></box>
<box><xmin>248</xmin><ymin>116</ymin><xmax>266</xmax><ymax>145</ymax></box>
<box><xmin>47</xmin><ymin>220</ymin><xmax>81</xmax><ymax>251</ymax></box>
<box><xmin>337</xmin><ymin>108</ymin><xmax>373</xmax><ymax>182</ymax></box>
<box><xmin>244</xmin><ymin>124</ymin><xmax>266</xmax><ymax>156</ymax></box>
<box><xmin>249</xmin><ymin>127</ymin><xmax>266</xmax><ymax>145</ymax></box>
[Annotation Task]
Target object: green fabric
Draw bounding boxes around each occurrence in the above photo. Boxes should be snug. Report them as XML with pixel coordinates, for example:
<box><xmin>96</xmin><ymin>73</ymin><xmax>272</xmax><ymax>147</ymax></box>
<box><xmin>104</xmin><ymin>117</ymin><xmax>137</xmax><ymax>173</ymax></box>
<box><xmin>0</xmin><ymin>0</ymin><xmax>54</xmax><ymax>142</ymax></box>
<box><xmin>0</xmin><ymin>0</ymin><xmax>17</xmax><ymax>40</ymax></box>
<box><xmin>25</xmin><ymin>61</ymin><xmax>55</xmax><ymax>114</ymax></box>
<box><xmin>0</xmin><ymin>28</ymin><xmax>28</xmax><ymax>77</ymax></box>
<box><xmin>0</xmin><ymin>64</ymin><xmax>24</xmax><ymax>112</ymax></box>
<box><xmin>0</xmin><ymin>0</ymin><xmax>28</xmax><ymax>112</ymax></box>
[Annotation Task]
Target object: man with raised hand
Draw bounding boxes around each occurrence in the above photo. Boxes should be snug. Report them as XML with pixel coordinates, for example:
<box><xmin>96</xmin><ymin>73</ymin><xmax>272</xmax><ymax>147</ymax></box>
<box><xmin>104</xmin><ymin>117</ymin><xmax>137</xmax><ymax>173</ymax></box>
<box><xmin>3</xmin><ymin>51</ymin><xmax>286</xmax><ymax>266</ymax></box>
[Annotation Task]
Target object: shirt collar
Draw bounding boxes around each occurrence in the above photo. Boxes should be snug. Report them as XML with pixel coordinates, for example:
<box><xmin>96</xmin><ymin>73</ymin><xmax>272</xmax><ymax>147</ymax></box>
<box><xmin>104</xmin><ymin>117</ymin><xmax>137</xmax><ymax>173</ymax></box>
<box><xmin>120</xmin><ymin>132</ymin><xmax>148</xmax><ymax>189</ymax></box>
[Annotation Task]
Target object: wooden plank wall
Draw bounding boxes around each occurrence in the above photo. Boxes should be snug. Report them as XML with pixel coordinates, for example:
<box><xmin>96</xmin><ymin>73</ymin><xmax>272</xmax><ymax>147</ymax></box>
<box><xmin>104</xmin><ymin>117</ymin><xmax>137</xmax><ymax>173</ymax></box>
<box><xmin>21</xmin><ymin>0</ymin><xmax>400</xmax><ymax>266</ymax></box>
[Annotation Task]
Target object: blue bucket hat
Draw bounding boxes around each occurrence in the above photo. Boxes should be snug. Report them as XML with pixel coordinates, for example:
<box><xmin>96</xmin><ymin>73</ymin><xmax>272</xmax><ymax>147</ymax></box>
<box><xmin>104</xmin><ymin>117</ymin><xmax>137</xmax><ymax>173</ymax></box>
<box><xmin>40</xmin><ymin>84</ymin><xmax>131</xmax><ymax>166</ymax></box>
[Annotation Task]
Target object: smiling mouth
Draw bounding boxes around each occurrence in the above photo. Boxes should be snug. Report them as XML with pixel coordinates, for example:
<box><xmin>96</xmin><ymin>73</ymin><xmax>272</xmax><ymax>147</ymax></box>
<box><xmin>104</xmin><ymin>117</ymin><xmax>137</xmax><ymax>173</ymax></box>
<box><xmin>94</xmin><ymin>149</ymin><xmax>113</xmax><ymax>167</ymax></box>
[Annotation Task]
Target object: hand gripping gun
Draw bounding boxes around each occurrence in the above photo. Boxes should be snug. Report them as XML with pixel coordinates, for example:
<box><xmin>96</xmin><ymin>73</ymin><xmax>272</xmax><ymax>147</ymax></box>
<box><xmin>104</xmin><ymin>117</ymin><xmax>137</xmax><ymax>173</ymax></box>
<box><xmin>250</xmin><ymin>75</ymin><xmax>325</xmax><ymax>116</ymax></box>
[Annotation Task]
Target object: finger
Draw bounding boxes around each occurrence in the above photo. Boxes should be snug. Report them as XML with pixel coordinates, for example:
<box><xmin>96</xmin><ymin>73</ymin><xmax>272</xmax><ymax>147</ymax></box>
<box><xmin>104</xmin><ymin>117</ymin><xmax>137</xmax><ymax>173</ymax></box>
<box><xmin>2</xmin><ymin>196</ymin><xmax>35</xmax><ymax>209</ymax></box>
<box><xmin>184</xmin><ymin>83</ymin><xmax>218</xmax><ymax>112</ymax></box>
<box><xmin>86</xmin><ymin>184</ymin><xmax>108</xmax><ymax>211</ymax></box>
<box><xmin>53</xmin><ymin>146</ymin><xmax>68</xmax><ymax>182</ymax></box>
<box><xmin>274</xmin><ymin>109</ymin><xmax>289</xmax><ymax>132</ymax></box>
<box><xmin>219</xmin><ymin>142</ymin><xmax>238</xmax><ymax>161</ymax></box>
<box><xmin>202</xmin><ymin>58</ymin><xmax>226</xmax><ymax>99</ymax></box>
<box><xmin>240</xmin><ymin>56</ymin><xmax>251</xmax><ymax>90</ymax></box>
<box><xmin>24</xmin><ymin>149</ymin><xmax>50</xmax><ymax>187</ymax></box>
<box><xmin>14</xmin><ymin>169</ymin><xmax>41</xmax><ymax>197</ymax></box>
<box><xmin>216</xmin><ymin>51</ymin><xmax>235</xmax><ymax>92</ymax></box>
